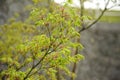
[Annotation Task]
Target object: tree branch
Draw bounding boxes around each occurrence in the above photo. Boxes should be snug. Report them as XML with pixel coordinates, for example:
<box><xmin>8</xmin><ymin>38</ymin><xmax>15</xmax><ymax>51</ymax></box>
<box><xmin>23</xmin><ymin>50</ymin><xmax>49</xmax><ymax>80</ymax></box>
<box><xmin>71</xmin><ymin>0</ymin><xmax>85</xmax><ymax>80</ymax></box>
<box><xmin>79</xmin><ymin>0</ymin><xmax>110</xmax><ymax>33</ymax></box>
<box><xmin>71</xmin><ymin>1</ymin><xmax>111</xmax><ymax>80</ymax></box>
<box><xmin>23</xmin><ymin>38</ymin><xmax>62</xmax><ymax>80</ymax></box>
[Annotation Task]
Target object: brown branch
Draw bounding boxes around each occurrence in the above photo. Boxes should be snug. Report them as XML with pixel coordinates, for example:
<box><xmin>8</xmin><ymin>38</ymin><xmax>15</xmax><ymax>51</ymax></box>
<box><xmin>23</xmin><ymin>38</ymin><xmax>56</xmax><ymax>80</ymax></box>
<box><xmin>70</xmin><ymin>46</ymin><xmax>79</xmax><ymax>80</ymax></box>
<box><xmin>23</xmin><ymin>1</ymin><xmax>54</xmax><ymax>79</ymax></box>
<box><xmin>24</xmin><ymin>40</ymin><xmax>62</xmax><ymax>79</ymax></box>
<box><xmin>71</xmin><ymin>0</ymin><xmax>84</xmax><ymax>80</ymax></box>
<box><xmin>71</xmin><ymin>1</ymin><xmax>111</xmax><ymax>80</ymax></box>
<box><xmin>17</xmin><ymin>24</ymin><xmax>51</xmax><ymax>71</ymax></box>
<box><xmin>16</xmin><ymin>62</ymin><xmax>27</xmax><ymax>71</ymax></box>
<box><xmin>23</xmin><ymin>50</ymin><xmax>49</xmax><ymax>80</ymax></box>
<box><xmin>56</xmin><ymin>68</ymin><xmax>60</xmax><ymax>80</ymax></box>
<box><xmin>79</xmin><ymin>8</ymin><xmax>107</xmax><ymax>32</ymax></box>
<box><xmin>79</xmin><ymin>0</ymin><xmax>110</xmax><ymax>33</ymax></box>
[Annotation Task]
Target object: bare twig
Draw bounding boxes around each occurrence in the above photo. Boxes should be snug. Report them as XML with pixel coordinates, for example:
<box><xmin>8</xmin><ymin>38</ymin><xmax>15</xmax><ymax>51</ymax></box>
<box><xmin>79</xmin><ymin>0</ymin><xmax>110</xmax><ymax>33</ymax></box>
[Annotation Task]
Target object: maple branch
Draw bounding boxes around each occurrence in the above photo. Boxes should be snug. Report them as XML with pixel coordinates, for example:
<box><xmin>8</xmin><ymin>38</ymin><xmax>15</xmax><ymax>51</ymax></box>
<box><xmin>79</xmin><ymin>0</ymin><xmax>110</xmax><ymax>33</ymax></box>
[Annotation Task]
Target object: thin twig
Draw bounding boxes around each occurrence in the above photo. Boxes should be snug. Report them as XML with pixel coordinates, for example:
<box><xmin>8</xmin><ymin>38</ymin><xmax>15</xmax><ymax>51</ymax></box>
<box><xmin>27</xmin><ymin>42</ymin><xmax>62</xmax><ymax>78</ymax></box>
<box><xmin>79</xmin><ymin>0</ymin><xmax>110</xmax><ymax>33</ymax></box>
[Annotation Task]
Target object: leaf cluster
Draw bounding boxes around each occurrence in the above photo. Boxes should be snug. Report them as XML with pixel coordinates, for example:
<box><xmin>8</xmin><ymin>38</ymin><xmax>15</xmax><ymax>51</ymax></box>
<box><xmin>0</xmin><ymin>1</ymin><xmax>84</xmax><ymax>80</ymax></box>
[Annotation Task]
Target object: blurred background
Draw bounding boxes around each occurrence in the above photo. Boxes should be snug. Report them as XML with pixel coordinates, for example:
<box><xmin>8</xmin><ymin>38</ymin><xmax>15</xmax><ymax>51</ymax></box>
<box><xmin>0</xmin><ymin>0</ymin><xmax>120</xmax><ymax>80</ymax></box>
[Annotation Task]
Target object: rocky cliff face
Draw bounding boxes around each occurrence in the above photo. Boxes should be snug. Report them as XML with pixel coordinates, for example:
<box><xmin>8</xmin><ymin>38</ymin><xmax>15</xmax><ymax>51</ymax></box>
<box><xmin>0</xmin><ymin>0</ymin><xmax>120</xmax><ymax>80</ymax></box>
<box><xmin>0</xmin><ymin>0</ymin><xmax>8</xmax><ymax>24</ymax></box>
<box><xmin>0</xmin><ymin>0</ymin><xmax>31</xmax><ymax>25</ymax></box>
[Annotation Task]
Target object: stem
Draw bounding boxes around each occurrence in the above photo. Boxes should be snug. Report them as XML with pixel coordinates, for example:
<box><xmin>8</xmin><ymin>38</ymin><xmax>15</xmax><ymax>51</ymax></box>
<box><xmin>71</xmin><ymin>0</ymin><xmax>84</xmax><ymax>80</ymax></box>
<box><xmin>79</xmin><ymin>0</ymin><xmax>110</xmax><ymax>33</ymax></box>
<box><xmin>70</xmin><ymin>39</ymin><xmax>79</xmax><ymax>80</ymax></box>
<box><xmin>56</xmin><ymin>68</ymin><xmax>60</xmax><ymax>80</ymax></box>
<box><xmin>70</xmin><ymin>1</ymin><xmax>111</xmax><ymax>80</ymax></box>
<box><xmin>24</xmin><ymin>41</ymin><xmax>62</xmax><ymax>79</ymax></box>
<box><xmin>23</xmin><ymin>52</ymin><xmax>48</xmax><ymax>80</ymax></box>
